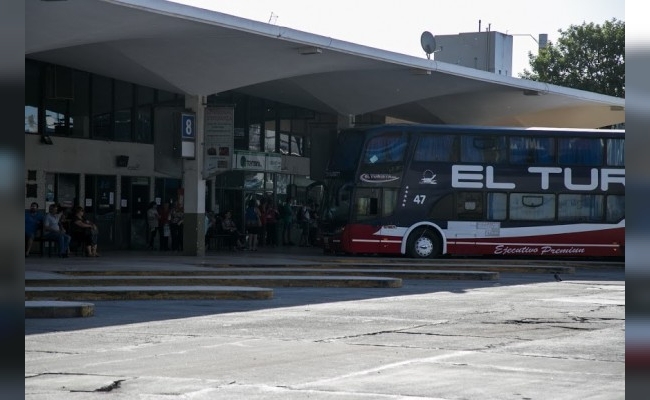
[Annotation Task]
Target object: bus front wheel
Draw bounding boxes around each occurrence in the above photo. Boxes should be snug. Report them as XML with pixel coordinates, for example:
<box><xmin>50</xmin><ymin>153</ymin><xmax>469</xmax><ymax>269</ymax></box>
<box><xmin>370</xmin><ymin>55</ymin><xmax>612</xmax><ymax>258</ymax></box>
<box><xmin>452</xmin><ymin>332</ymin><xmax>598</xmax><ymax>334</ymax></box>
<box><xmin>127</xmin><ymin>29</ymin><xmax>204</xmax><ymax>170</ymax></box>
<box><xmin>406</xmin><ymin>228</ymin><xmax>441</xmax><ymax>258</ymax></box>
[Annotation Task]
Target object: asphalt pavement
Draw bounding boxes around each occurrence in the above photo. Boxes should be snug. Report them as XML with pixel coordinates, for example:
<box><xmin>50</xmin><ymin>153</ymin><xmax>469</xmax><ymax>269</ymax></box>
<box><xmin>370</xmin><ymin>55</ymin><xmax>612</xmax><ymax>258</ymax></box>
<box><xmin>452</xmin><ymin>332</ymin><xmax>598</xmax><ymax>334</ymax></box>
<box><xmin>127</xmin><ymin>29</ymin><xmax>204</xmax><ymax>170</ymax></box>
<box><xmin>25</xmin><ymin>248</ymin><xmax>625</xmax><ymax>399</ymax></box>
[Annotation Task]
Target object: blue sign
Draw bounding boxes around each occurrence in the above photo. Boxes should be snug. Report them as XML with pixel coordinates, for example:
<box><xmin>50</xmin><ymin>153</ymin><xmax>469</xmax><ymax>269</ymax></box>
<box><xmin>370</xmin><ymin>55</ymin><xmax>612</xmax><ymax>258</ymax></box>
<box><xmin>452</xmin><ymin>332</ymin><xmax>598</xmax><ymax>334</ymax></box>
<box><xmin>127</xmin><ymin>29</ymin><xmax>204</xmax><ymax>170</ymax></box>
<box><xmin>181</xmin><ymin>113</ymin><xmax>195</xmax><ymax>140</ymax></box>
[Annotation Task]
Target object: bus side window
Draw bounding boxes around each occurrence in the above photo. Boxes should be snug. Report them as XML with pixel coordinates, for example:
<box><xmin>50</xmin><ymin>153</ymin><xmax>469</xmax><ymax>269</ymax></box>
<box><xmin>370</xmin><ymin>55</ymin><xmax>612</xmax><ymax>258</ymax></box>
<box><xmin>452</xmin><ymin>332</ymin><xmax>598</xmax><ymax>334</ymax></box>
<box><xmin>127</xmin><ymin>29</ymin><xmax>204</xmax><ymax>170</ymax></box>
<box><xmin>558</xmin><ymin>138</ymin><xmax>603</xmax><ymax>165</ymax></box>
<box><xmin>355</xmin><ymin>197</ymin><xmax>378</xmax><ymax>220</ymax></box>
<box><xmin>509</xmin><ymin>137</ymin><xmax>555</xmax><ymax>164</ymax></box>
<box><xmin>382</xmin><ymin>189</ymin><xmax>398</xmax><ymax>217</ymax></box>
<box><xmin>558</xmin><ymin>194</ymin><xmax>604</xmax><ymax>222</ymax></box>
<box><xmin>456</xmin><ymin>192</ymin><xmax>483</xmax><ymax>220</ymax></box>
<box><xmin>414</xmin><ymin>135</ymin><xmax>456</xmax><ymax>162</ymax></box>
<box><xmin>509</xmin><ymin>193</ymin><xmax>555</xmax><ymax>221</ymax></box>
<box><xmin>354</xmin><ymin>188</ymin><xmax>379</xmax><ymax>221</ymax></box>
<box><xmin>486</xmin><ymin>193</ymin><xmax>507</xmax><ymax>220</ymax></box>
<box><xmin>606</xmin><ymin>195</ymin><xmax>625</xmax><ymax>222</ymax></box>
<box><xmin>461</xmin><ymin>136</ymin><xmax>507</xmax><ymax>164</ymax></box>
<box><xmin>606</xmin><ymin>138</ymin><xmax>624</xmax><ymax>166</ymax></box>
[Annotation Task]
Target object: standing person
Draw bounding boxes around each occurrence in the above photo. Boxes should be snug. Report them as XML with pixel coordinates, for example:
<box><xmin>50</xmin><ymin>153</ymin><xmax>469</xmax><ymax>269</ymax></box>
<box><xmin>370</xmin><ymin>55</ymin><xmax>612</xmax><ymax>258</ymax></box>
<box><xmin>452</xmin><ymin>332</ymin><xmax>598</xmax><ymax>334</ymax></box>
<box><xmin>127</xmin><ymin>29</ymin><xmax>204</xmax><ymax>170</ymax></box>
<box><xmin>25</xmin><ymin>202</ymin><xmax>43</xmax><ymax>257</ymax></box>
<box><xmin>159</xmin><ymin>202</ymin><xmax>171</xmax><ymax>251</ymax></box>
<box><xmin>279</xmin><ymin>197</ymin><xmax>294</xmax><ymax>246</ymax></box>
<box><xmin>204</xmin><ymin>211</ymin><xmax>217</xmax><ymax>249</ymax></box>
<box><xmin>43</xmin><ymin>203</ymin><xmax>71</xmax><ymax>258</ymax></box>
<box><xmin>70</xmin><ymin>206</ymin><xmax>100</xmax><ymax>257</ymax></box>
<box><xmin>146</xmin><ymin>201</ymin><xmax>159</xmax><ymax>250</ymax></box>
<box><xmin>298</xmin><ymin>202</ymin><xmax>312</xmax><ymax>247</ymax></box>
<box><xmin>169</xmin><ymin>203</ymin><xmax>184</xmax><ymax>252</ymax></box>
<box><xmin>265</xmin><ymin>202</ymin><xmax>279</xmax><ymax>246</ymax></box>
<box><xmin>244</xmin><ymin>199</ymin><xmax>262</xmax><ymax>251</ymax></box>
<box><xmin>258</xmin><ymin>200</ymin><xmax>267</xmax><ymax>248</ymax></box>
<box><xmin>309</xmin><ymin>203</ymin><xmax>320</xmax><ymax>246</ymax></box>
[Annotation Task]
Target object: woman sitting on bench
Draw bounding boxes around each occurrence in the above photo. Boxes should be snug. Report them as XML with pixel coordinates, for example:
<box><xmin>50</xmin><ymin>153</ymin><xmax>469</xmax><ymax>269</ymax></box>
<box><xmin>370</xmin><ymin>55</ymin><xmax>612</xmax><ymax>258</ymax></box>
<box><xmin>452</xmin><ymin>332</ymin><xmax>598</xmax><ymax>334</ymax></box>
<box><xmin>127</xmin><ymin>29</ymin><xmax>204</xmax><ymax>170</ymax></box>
<box><xmin>70</xmin><ymin>206</ymin><xmax>100</xmax><ymax>257</ymax></box>
<box><xmin>221</xmin><ymin>210</ymin><xmax>246</xmax><ymax>250</ymax></box>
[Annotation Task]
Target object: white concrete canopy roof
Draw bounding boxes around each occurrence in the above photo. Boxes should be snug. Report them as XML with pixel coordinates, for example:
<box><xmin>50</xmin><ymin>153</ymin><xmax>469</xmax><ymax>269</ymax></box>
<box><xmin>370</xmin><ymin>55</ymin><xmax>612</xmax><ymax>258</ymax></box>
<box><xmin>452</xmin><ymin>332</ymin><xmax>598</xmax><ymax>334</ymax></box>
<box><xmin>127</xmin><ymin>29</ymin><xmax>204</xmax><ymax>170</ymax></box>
<box><xmin>26</xmin><ymin>0</ymin><xmax>625</xmax><ymax>128</ymax></box>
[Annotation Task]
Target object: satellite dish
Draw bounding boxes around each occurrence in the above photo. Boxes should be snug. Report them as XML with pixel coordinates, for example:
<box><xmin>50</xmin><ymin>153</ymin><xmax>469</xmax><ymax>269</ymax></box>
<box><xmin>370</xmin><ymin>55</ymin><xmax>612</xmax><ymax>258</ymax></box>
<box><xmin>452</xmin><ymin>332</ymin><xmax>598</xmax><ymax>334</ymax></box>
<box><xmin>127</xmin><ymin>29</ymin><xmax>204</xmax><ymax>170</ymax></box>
<box><xmin>420</xmin><ymin>31</ymin><xmax>436</xmax><ymax>59</ymax></box>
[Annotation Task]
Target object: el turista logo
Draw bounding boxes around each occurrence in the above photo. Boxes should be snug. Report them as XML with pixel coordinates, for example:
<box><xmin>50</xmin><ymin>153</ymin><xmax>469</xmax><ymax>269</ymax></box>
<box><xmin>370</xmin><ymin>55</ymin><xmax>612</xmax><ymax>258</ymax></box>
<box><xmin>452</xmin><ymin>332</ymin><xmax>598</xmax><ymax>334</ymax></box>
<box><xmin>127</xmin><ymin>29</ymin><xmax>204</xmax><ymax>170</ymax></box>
<box><xmin>451</xmin><ymin>165</ymin><xmax>625</xmax><ymax>190</ymax></box>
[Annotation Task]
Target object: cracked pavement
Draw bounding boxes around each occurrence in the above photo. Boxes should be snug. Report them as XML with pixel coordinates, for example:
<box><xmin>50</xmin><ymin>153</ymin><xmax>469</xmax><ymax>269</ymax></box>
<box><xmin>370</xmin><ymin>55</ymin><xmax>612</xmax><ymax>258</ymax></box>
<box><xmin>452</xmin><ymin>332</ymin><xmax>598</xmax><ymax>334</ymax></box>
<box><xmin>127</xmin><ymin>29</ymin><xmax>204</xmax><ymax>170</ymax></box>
<box><xmin>25</xmin><ymin>269</ymin><xmax>624</xmax><ymax>399</ymax></box>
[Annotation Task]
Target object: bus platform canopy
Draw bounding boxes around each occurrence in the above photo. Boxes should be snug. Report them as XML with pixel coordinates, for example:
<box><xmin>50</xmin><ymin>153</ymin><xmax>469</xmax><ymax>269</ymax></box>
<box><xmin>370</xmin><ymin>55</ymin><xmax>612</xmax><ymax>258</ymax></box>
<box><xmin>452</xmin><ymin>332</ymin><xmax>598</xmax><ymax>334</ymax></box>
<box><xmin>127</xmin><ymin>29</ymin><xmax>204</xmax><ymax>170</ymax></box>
<box><xmin>26</xmin><ymin>0</ymin><xmax>625</xmax><ymax>129</ymax></box>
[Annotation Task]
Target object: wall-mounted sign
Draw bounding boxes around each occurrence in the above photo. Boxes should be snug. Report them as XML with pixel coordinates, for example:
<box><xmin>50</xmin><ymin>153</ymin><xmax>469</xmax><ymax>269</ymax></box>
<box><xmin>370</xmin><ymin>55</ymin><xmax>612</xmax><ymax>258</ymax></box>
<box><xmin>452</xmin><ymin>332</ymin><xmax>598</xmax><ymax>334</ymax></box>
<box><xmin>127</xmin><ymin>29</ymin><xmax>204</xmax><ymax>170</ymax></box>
<box><xmin>180</xmin><ymin>113</ymin><xmax>195</xmax><ymax>140</ymax></box>
<box><xmin>266</xmin><ymin>153</ymin><xmax>281</xmax><ymax>172</ymax></box>
<box><xmin>232</xmin><ymin>150</ymin><xmax>282</xmax><ymax>172</ymax></box>
<box><xmin>233</xmin><ymin>150</ymin><xmax>265</xmax><ymax>171</ymax></box>
<box><xmin>203</xmin><ymin>107</ymin><xmax>234</xmax><ymax>178</ymax></box>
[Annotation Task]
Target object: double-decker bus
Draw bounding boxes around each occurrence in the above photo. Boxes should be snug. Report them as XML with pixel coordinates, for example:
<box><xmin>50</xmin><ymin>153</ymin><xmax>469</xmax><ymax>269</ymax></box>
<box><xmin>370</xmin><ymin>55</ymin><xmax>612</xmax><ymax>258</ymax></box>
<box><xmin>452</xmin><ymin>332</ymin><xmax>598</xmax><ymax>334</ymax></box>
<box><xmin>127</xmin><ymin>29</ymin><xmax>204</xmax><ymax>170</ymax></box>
<box><xmin>320</xmin><ymin>124</ymin><xmax>625</xmax><ymax>258</ymax></box>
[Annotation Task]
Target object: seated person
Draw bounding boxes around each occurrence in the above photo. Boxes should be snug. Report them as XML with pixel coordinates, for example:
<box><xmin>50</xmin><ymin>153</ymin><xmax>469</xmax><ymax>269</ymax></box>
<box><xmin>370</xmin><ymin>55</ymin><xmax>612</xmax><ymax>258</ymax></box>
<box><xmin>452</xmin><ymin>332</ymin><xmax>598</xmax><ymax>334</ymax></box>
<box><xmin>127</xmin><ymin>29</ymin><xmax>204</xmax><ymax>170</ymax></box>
<box><xmin>25</xmin><ymin>202</ymin><xmax>43</xmax><ymax>257</ymax></box>
<box><xmin>69</xmin><ymin>206</ymin><xmax>100</xmax><ymax>257</ymax></box>
<box><xmin>204</xmin><ymin>211</ymin><xmax>217</xmax><ymax>247</ymax></box>
<box><xmin>43</xmin><ymin>203</ymin><xmax>71</xmax><ymax>258</ymax></box>
<box><xmin>221</xmin><ymin>210</ymin><xmax>246</xmax><ymax>250</ymax></box>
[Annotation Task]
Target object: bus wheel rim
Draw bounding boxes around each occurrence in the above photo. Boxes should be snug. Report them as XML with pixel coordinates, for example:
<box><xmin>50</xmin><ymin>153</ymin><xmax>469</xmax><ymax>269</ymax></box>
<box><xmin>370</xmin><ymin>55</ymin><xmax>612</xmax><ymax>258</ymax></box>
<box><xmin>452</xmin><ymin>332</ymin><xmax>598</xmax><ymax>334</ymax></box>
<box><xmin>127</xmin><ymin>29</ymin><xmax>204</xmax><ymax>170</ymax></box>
<box><xmin>415</xmin><ymin>237</ymin><xmax>433</xmax><ymax>257</ymax></box>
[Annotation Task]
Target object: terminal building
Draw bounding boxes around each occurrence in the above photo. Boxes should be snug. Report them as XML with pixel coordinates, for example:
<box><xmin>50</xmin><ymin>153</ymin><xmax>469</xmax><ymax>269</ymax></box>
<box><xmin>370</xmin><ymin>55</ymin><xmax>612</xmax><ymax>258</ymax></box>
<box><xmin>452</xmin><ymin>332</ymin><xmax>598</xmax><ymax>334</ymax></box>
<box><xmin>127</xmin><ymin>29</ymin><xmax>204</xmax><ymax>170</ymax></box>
<box><xmin>25</xmin><ymin>0</ymin><xmax>625</xmax><ymax>256</ymax></box>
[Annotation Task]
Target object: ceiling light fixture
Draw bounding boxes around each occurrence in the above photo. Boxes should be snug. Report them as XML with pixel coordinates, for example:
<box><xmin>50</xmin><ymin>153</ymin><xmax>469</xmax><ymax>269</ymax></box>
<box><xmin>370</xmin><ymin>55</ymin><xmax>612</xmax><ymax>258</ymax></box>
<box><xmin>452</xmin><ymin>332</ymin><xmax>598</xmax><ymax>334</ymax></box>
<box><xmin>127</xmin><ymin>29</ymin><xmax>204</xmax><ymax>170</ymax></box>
<box><xmin>299</xmin><ymin>47</ymin><xmax>322</xmax><ymax>55</ymax></box>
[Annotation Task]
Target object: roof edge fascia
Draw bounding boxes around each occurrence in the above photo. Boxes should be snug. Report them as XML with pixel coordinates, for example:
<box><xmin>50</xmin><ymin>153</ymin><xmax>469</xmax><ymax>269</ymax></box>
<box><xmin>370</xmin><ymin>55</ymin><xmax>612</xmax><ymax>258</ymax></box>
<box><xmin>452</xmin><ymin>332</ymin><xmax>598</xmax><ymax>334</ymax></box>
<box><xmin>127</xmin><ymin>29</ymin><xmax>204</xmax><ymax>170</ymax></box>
<box><xmin>108</xmin><ymin>0</ymin><xmax>624</xmax><ymax>107</ymax></box>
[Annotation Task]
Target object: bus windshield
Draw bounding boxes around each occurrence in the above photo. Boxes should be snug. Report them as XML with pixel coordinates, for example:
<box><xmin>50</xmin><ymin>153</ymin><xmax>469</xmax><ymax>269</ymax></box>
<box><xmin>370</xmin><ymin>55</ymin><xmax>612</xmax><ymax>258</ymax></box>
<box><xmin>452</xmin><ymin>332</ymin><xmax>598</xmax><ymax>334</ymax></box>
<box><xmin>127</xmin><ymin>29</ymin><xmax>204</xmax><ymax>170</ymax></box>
<box><xmin>327</xmin><ymin>130</ymin><xmax>365</xmax><ymax>173</ymax></box>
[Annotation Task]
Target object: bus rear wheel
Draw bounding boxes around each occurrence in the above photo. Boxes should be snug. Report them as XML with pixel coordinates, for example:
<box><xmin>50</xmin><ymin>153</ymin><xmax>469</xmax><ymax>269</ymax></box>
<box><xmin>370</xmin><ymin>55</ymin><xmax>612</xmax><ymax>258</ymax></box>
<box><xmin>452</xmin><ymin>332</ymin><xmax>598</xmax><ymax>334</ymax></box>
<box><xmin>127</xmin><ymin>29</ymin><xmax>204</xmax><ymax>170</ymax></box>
<box><xmin>406</xmin><ymin>228</ymin><xmax>441</xmax><ymax>259</ymax></box>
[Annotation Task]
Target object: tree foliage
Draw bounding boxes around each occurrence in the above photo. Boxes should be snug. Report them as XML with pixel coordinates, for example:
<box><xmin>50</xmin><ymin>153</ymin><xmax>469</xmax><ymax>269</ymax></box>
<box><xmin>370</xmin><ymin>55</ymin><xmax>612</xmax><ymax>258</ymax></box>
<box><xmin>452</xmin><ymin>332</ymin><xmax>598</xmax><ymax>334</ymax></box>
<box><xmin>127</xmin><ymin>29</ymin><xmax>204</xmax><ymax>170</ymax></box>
<box><xmin>520</xmin><ymin>19</ymin><xmax>624</xmax><ymax>98</ymax></box>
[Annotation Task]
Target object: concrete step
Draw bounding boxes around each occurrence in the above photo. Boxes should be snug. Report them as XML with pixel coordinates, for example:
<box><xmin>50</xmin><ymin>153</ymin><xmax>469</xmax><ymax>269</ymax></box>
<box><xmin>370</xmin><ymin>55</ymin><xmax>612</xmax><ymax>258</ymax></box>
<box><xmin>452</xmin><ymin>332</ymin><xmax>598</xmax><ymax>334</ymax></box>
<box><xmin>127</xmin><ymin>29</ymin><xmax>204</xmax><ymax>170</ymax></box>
<box><xmin>26</xmin><ymin>274</ymin><xmax>404</xmax><ymax>288</ymax></box>
<box><xmin>25</xmin><ymin>285</ymin><xmax>274</xmax><ymax>301</ymax></box>
<box><xmin>25</xmin><ymin>300</ymin><xmax>95</xmax><ymax>318</ymax></box>
<box><xmin>51</xmin><ymin>268</ymin><xmax>498</xmax><ymax>280</ymax></box>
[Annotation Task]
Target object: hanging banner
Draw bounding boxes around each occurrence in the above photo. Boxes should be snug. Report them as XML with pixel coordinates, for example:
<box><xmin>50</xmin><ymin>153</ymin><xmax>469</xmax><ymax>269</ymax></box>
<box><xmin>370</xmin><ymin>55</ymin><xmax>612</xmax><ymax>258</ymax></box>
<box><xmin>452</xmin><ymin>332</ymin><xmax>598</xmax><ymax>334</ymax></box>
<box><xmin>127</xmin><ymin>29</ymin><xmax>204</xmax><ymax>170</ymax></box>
<box><xmin>203</xmin><ymin>106</ymin><xmax>234</xmax><ymax>178</ymax></box>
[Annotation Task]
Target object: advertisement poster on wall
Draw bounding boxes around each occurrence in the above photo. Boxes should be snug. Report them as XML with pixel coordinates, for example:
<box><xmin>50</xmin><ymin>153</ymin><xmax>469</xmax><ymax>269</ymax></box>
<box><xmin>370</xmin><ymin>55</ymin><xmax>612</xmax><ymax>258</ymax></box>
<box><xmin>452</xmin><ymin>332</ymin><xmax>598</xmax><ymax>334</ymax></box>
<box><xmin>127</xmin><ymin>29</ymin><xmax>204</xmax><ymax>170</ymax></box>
<box><xmin>203</xmin><ymin>106</ymin><xmax>234</xmax><ymax>178</ymax></box>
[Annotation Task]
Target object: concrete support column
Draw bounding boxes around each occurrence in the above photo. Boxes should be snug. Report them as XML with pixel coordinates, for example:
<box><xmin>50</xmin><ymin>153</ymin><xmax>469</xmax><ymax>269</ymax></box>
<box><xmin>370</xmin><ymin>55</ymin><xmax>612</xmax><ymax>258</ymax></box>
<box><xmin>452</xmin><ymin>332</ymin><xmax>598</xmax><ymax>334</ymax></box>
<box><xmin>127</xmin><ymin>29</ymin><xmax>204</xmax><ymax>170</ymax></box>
<box><xmin>182</xmin><ymin>95</ymin><xmax>206</xmax><ymax>256</ymax></box>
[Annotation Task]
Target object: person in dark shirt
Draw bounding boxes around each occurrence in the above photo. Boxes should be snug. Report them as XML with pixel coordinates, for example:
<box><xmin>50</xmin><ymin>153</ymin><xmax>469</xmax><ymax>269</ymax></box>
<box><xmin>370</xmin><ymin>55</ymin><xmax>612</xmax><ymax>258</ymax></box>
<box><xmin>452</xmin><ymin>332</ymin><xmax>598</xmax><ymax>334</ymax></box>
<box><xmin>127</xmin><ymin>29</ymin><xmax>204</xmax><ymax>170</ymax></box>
<box><xmin>70</xmin><ymin>206</ymin><xmax>100</xmax><ymax>257</ymax></box>
<box><xmin>158</xmin><ymin>202</ymin><xmax>171</xmax><ymax>251</ymax></box>
<box><xmin>25</xmin><ymin>202</ymin><xmax>43</xmax><ymax>257</ymax></box>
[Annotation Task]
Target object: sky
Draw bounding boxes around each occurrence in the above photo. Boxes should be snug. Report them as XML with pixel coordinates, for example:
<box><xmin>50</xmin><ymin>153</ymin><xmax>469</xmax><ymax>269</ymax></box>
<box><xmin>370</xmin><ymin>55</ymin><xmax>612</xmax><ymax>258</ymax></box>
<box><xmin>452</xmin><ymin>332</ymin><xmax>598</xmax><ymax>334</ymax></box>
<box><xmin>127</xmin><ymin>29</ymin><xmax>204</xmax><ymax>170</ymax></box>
<box><xmin>170</xmin><ymin>0</ymin><xmax>624</xmax><ymax>77</ymax></box>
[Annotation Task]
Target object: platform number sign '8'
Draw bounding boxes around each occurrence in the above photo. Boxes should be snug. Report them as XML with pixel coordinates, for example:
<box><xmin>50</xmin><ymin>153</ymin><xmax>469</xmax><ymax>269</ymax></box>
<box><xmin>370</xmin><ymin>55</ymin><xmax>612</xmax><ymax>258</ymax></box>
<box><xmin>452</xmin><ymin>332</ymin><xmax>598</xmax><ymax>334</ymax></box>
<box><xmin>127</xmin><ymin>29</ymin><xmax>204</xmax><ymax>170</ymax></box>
<box><xmin>181</xmin><ymin>113</ymin><xmax>195</xmax><ymax>140</ymax></box>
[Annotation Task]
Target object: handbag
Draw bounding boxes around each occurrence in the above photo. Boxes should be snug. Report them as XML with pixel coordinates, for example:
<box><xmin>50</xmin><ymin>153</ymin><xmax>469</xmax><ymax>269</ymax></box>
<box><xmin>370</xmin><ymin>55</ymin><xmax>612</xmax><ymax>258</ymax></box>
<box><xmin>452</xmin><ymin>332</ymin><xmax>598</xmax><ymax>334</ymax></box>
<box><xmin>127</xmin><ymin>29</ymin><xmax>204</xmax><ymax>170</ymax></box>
<box><xmin>163</xmin><ymin>223</ymin><xmax>171</xmax><ymax>237</ymax></box>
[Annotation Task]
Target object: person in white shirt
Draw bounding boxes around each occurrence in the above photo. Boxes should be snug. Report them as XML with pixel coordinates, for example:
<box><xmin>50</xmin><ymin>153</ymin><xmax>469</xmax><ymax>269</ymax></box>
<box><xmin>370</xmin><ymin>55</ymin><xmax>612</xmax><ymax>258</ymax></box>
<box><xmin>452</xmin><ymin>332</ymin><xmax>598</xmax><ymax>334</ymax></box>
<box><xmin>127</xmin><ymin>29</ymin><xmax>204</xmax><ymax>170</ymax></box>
<box><xmin>146</xmin><ymin>201</ymin><xmax>160</xmax><ymax>250</ymax></box>
<box><xmin>43</xmin><ymin>203</ymin><xmax>71</xmax><ymax>257</ymax></box>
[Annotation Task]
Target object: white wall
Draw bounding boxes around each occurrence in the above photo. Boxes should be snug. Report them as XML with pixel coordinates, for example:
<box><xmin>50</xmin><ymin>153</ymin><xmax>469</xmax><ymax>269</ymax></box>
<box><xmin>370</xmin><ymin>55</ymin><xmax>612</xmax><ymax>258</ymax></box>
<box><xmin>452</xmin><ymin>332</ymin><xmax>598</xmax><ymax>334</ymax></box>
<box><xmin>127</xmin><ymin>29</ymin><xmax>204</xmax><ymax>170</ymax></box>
<box><xmin>25</xmin><ymin>135</ymin><xmax>155</xmax><ymax>175</ymax></box>
<box><xmin>24</xmin><ymin>135</ymin><xmax>157</xmax><ymax>208</ymax></box>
